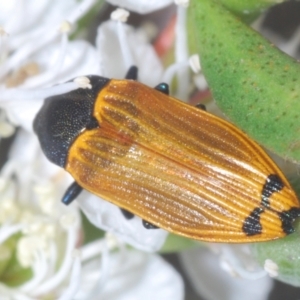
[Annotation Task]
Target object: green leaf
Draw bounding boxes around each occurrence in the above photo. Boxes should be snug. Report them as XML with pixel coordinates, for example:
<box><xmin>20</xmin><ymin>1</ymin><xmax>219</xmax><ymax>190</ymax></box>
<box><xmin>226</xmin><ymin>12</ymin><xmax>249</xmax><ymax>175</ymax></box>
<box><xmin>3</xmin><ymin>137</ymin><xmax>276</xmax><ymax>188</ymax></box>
<box><xmin>81</xmin><ymin>211</ymin><xmax>105</xmax><ymax>244</ymax></box>
<box><xmin>70</xmin><ymin>0</ymin><xmax>105</xmax><ymax>40</ymax></box>
<box><xmin>189</xmin><ymin>0</ymin><xmax>300</xmax><ymax>162</ymax></box>
<box><xmin>160</xmin><ymin>233</ymin><xmax>199</xmax><ymax>253</ymax></box>
<box><xmin>217</xmin><ymin>0</ymin><xmax>285</xmax><ymax>21</ymax></box>
<box><xmin>251</xmin><ymin>220</ymin><xmax>300</xmax><ymax>286</ymax></box>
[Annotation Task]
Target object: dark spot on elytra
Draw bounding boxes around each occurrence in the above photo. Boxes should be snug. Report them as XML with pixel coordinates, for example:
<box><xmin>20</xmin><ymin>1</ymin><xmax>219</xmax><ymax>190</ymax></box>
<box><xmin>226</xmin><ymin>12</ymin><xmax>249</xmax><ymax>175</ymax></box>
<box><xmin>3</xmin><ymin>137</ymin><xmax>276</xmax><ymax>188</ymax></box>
<box><xmin>261</xmin><ymin>174</ymin><xmax>284</xmax><ymax>208</ymax></box>
<box><xmin>142</xmin><ymin>220</ymin><xmax>159</xmax><ymax>229</ymax></box>
<box><xmin>279</xmin><ymin>207</ymin><xmax>300</xmax><ymax>234</ymax></box>
<box><xmin>242</xmin><ymin>207</ymin><xmax>264</xmax><ymax>236</ymax></box>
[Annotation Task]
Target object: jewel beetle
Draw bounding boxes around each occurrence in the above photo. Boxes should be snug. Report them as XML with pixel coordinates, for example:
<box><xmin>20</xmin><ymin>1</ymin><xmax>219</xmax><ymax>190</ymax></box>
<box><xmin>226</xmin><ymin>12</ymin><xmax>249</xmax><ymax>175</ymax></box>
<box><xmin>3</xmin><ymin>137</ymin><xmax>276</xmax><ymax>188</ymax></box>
<box><xmin>33</xmin><ymin>67</ymin><xmax>300</xmax><ymax>243</ymax></box>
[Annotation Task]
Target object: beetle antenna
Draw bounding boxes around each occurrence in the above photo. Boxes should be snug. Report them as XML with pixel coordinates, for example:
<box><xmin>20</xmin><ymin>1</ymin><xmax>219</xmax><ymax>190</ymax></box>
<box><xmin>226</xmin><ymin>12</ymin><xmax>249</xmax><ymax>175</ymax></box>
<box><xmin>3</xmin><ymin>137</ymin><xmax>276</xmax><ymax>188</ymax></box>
<box><xmin>154</xmin><ymin>83</ymin><xmax>169</xmax><ymax>95</ymax></box>
<box><xmin>195</xmin><ymin>103</ymin><xmax>206</xmax><ymax>111</ymax></box>
<box><xmin>61</xmin><ymin>181</ymin><xmax>83</xmax><ymax>205</ymax></box>
<box><xmin>125</xmin><ymin>66</ymin><xmax>138</xmax><ymax>80</ymax></box>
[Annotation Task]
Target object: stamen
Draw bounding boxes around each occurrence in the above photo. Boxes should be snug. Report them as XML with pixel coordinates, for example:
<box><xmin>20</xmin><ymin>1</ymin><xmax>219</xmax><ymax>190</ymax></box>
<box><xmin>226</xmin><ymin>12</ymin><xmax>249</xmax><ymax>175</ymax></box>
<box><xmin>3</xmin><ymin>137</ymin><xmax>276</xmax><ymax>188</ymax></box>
<box><xmin>111</xmin><ymin>8</ymin><xmax>134</xmax><ymax>71</ymax></box>
<box><xmin>21</xmin><ymin>24</ymin><xmax>70</xmax><ymax>88</ymax></box>
<box><xmin>0</xmin><ymin>197</ymin><xmax>20</xmax><ymax>224</ymax></box>
<box><xmin>59</xmin><ymin>21</ymin><xmax>72</xmax><ymax>34</ymax></box>
<box><xmin>110</xmin><ymin>8</ymin><xmax>130</xmax><ymax>23</ymax></box>
<box><xmin>219</xmin><ymin>245</ymin><xmax>267</xmax><ymax>280</ymax></box>
<box><xmin>0</xmin><ymin>119</ymin><xmax>15</xmax><ymax>138</ymax></box>
<box><xmin>31</xmin><ymin>214</ymin><xmax>78</xmax><ymax>296</ymax></box>
<box><xmin>17</xmin><ymin>235</ymin><xmax>47</xmax><ymax>268</ymax></box>
<box><xmin>84</xmin><ymin>237</ymin><xmax>110</xmax><ymax>299</ymax></box>
<box><xmin>174</xmin><ymin>4</ymin><xmax>189</xmax><ymax>100</ymax></box>
<box><xmin>162</xmin><ymin>61</ymin><xmax>189</xmax><ymax>85</ymax></box>
<box><xmin>12</xmin><ymin>292</ymin><xmax>36</xmax><ymax>300</ymax></box>
<box><xmin>0</xmin><ymin>31</ymin><xmax>57</xmax><ymax>81</ymax></box>
<box><xmin>0</xmin><ymin>223</ymin><xmax>23</xmax><ymax>244</ymax></box>
<box><xmin>0</xmin><ymin>26</ymin><xmax>8</xmax><ymax>37</ymax></box>
<box><xmin>174</xmin><ymin>0</ymin><xmax>190</xmax><ymax>7</ymax></box>
<box><xmin>67</xmin><ymin>0</ymin><xmax>97</xmax><ymax>23</ymax></box>
<box><xmin>1</xmin><ymin>160</ymin><xmax>18</xmax><ymax>179</ymax></box>
<box><xmin>19</xmin><ymin>250</ymin><xmax>49</xmax><ymax>292</ymax></box>
<box><xmin>189</xmin><ymin>54</ymin><xmax>201</xmax><ymax>73</ymax></box>
<box><xmin>0</xmin><ymin>26</ymin><xmax>9</xmax><ymax>64</ymax></box>
<box><xmin>58</xmin><ymin>250</ymin><xmax>82</xmax><ymax>300</ymax></box>
<box><xmin>60</xmin><ymin>212</ymin><xmax>79</xmax><ymax>229</ymax></box>
<box><xmin>33</xmin><ymin>183</ymin><xmax>58</xmax><ymax>216</ymax></box>
<box><xmin>194</xmin><ymin>74</ymin><xmax>208</xmax><ymax>91</ymax></box>
<box><xmin>0</xmin><ymin>81</ymin><xmax>80</xmax><ymax>102</ymax></box>
<box><xmin>81</xmin><ymin>239</ymin><xmax>106</xmax><ymax>261</ymax></box>
<box><xmin>105</xmin><ymin>232</ymin><xmax>120</xmax><ymax>249</ymax></box>
<box><xmin>74</xmin><ymin>76</ymin><xmax>92</xmax><ymax>89</ymax></box>
<box><xmin>0</xmin><ymin>0</ymin><xmax>97</xmax><ymax>81</ymax></box>
<box><xmin>264</xmin><ymin>259</ymin><xmax>279</xmax><ymax>278</ymax></box>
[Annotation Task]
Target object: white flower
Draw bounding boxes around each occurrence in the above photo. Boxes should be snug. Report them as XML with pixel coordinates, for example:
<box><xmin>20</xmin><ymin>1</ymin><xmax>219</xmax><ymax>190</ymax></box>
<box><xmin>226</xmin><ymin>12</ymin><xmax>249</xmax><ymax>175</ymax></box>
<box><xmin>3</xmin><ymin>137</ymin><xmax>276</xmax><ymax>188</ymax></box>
<box><xmin>76</xmin><ymin>236</ymin><xmax>184</xmax><ymax>299</ymax></box>
<box><xmin>180</xmin><ymin>245</ymin><xmax>273</xmax><ymax>300</ymax></box>
<box><xmin>0</xmin><ymin>130</ymin><xmax>82</xmax><ymax>299</ymax></box>
<box><xmin>0</xmin><ymin>0</ymin><xmax>99</xmax><ymax>133</ymax></box>
<box><xmin>96</xmin><ymin>19</ymin><xmax>164</xmax><ymax>87</ymax></box>
<box><xmin>105</xmin><ymin>0</ymin><xmax>174</xmax><ymax>14</ymax></box>
<box><xmin>77</xmin><ymin>192</ymin><xmax>169</xmax><ymax>252</ymax></box>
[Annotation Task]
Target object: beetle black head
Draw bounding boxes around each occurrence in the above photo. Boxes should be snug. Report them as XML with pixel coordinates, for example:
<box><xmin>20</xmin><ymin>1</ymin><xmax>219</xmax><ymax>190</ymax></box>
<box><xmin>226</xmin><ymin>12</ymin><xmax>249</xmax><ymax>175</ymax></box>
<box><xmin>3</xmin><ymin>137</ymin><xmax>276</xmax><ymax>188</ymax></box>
<box><xmin>33</xmin><ymin>75</ymin><xmax>109</xmax><ymax>168</ymax></box>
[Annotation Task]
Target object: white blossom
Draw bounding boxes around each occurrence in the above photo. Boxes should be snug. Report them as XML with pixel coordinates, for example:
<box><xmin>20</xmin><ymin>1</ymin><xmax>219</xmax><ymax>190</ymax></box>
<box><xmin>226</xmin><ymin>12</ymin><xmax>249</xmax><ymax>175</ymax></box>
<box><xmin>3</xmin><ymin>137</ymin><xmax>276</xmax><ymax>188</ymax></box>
<box><xmin>180</xmin><ymin>245</ymin><xmax>273</xmax><ymax>300</ymax></box>
<box><xmin>105</xmin><ymin>0</ymin><xmax>174</xmax><ymax>14</ymax></box>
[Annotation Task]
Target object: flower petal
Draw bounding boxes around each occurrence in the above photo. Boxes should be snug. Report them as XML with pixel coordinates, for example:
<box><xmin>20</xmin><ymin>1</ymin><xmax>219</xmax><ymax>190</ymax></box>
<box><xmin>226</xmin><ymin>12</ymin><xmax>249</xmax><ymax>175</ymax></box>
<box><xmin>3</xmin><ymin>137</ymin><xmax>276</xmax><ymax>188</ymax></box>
<box><xmin>1</xmin><ymin>40</ymin><xmax>99</xmax><ymax>132</ymax></box>
<box><xmin>76</xmin><ymin>249</ymin><xmax>184</xmax><ymax>299</ymax></box>
<box><xmin>105</xmin><ymin>0</ymin><xmax>173</xmax><ymax>14</ymax></box>
<box><xmin>77</xmin><ymin>192</ymin><xmax>168</xmax><ymax>252</ymax></box>
<box><xmin>180</xmin><ymin>247</ymin><xmax>273</xmax><ymax>300</ymax></box>
<box><xmin>96</xmin><ymin>20</ymin><xmax>163</xmax><ymax>87</ymax></box>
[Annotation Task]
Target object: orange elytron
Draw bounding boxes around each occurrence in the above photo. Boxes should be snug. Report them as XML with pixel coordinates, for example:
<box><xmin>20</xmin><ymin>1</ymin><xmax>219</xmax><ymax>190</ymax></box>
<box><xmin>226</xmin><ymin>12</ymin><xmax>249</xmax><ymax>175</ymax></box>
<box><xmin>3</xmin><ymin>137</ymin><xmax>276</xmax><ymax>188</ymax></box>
<box><xmin>34</xmin><ymin>70</ymin><xmax>300</xmax><ymax>243</ymax></box>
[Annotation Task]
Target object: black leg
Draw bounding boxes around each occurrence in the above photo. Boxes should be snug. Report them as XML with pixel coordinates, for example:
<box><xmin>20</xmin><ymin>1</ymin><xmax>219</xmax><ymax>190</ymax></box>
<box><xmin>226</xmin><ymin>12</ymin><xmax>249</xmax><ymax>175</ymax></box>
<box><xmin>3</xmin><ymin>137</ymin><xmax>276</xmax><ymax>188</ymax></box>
<box><xmin>195</xmin><ymin>103</ymin><xmax>206</xmax><ymax>111</ymax></box>
<box><xmin>86</xmin><ymin>116</ymin><xmax>99</xmax><ymax>130</ymax></box>
<box><xmin>125</xmin><ymin>66</ymin><xmax>138</xmax><ymax>80</ymax></box>
<box><xmin>154</xmin><ymin>83</ymin><xmax>169</xmax><ymax>95</ymax></box>
<box><xmin>61</xmin><ymin>181</ymin><xmax>83</xmax><ymax>205</ymax></box>
<box><xmin>120</xmin><ymin>208</ymin><xmax>135</xmax><ymax>220</ymax></box>
<box><xmin>142</xmin><ymin>219</ymin><xmax>159</xmax><ymax>229</ymax></box>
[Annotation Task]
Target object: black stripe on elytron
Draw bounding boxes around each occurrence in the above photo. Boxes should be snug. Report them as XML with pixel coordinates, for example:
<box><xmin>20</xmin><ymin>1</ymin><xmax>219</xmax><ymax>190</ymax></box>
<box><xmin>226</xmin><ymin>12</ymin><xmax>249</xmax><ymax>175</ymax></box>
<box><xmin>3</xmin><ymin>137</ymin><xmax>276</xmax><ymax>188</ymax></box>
<box><xmin>242</xmin><ymin>207</ymin><xmax>264</xmax><ymax>236</ymax></box>
<box><xmin>261</xmin><ymin>174</ymin><xmax>284</xmax><ymax>208</ymax></box>
<box><xmin>279</xmin><ymin>207</ymin><xmax>300</xmax><ymax>234</ymax></box>
<box><xmin>242</xmin><ymin>174</ymin><xmax>284</xmax><ymax>235</ymax></box>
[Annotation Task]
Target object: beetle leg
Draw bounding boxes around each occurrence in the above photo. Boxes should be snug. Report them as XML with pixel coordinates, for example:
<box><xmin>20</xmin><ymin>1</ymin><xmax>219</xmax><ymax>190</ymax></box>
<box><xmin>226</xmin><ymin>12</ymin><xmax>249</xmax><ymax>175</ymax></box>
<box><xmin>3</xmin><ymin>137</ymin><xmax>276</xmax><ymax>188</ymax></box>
<box><xmin>86</xmin><ymin>116</ymin><xmax>100</xmax><ymax>130</ymax></box>
<box><xmin>125</xmin><ymin>66</ymin><xmax>138</xmax><ymax>80</ymax></box>
<box><xmin>154</xmin><ymin>83</ymin><xmax>169</xmax><ymax>95</ymax></box>
<box><xmin>120</xmin><ymin>208</ymin><xmax>135</xmax><ymax>219</ymax></box>
<box><xmin>61</xmin><ymin>181</ymin><xmax>83</xmax><ymax>205</ymax></box>
<box><xmin>195</xmin><ymin>103</ymin><xmax>206</xmax><ymax>110</ymax></box>
<box><xmin>142</xmin><ymin>219</ymin><xmax>159</xmax><ymax>229</ymax></box>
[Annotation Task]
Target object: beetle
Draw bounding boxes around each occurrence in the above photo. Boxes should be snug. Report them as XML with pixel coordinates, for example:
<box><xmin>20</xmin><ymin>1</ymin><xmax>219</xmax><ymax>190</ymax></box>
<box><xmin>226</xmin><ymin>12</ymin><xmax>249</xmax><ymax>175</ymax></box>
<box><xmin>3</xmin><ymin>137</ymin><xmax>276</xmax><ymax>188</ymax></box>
<box><xmin>33</xmin><ymin>67</ymin><xmax>300</xmax><ymax>243</ymax></box>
